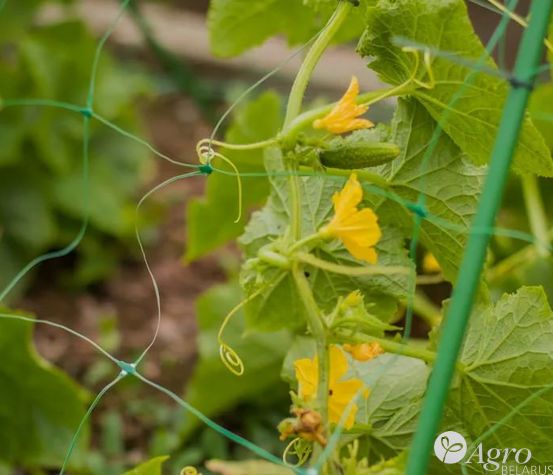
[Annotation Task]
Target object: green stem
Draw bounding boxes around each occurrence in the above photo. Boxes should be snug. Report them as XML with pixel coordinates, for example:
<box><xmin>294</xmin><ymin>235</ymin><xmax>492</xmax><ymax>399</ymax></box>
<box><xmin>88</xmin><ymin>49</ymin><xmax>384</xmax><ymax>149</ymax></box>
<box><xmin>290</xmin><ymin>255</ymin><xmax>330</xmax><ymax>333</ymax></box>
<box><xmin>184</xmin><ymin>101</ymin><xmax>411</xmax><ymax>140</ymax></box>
<box><xmin>332</xmin><ymin>330</ymin><xmax>439</xmax><ymax>365</ymax></box>
<box><xmin>283</xmin><ymin>1</ymin><xmax>351</xmax><ymax>242</ymax></box>
<box><xmin>296</xmin><ymin>251</ymin><xmax>410</xmax><ymax>277</ymax></box>
<box><xmin>487</xmin><ymin>225</ymin><xmax>553</xmax><ymax>283</ymax></box>
<box><xmin>292</xmin><ymin>265</ymin><xmax>329</xmax><ymax>453</ymax></box>
<box><xmin>521</xmin><ymin>174</ymin><xmax>550</xmax><ymax>257</ymax></box>
<box><xmin>298</xmin><ymin>165</ymin><xmax>391</xmax><ymax>189</ymax></box>
<box><xmin>207</xmin><ymin>137</ymin><xmax>279</xmax><ymax>151</ymax></box>
<box><xmin>283</xmin><ymin>1</ymin><xmax>353</xmax><ymax>129</ymax></box>
<box><xmin>288</xmin><ymin>233</ymin><xmax>322</xmax><ymax>253</ymax></box>
<box><xmin>412</xmin><ymin>292</ymin><xmax>442</xmax><ymax>328</ymax></box>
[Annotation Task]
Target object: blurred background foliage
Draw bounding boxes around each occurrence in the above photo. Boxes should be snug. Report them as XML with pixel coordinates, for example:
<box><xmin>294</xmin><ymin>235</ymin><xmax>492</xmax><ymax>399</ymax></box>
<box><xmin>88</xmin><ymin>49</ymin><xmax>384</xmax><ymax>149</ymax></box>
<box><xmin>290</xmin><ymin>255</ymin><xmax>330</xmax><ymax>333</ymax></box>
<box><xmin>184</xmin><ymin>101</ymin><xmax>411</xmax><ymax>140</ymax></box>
<box><xmin>0</xmin><ymin>0</ymin><xmax>152</xmax><ymax>295</ymax></box>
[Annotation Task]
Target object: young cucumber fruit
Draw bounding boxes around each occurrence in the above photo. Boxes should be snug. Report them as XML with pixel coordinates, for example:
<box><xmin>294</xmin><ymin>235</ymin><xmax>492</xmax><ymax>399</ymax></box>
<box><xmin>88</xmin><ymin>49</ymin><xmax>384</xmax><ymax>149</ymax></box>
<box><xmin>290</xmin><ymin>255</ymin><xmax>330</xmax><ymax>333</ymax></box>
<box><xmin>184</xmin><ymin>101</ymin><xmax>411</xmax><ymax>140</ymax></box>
<box><xmin>319</xmin><ymin>141</ymin><xmax>400</xmax><ymax>169</ymax></box>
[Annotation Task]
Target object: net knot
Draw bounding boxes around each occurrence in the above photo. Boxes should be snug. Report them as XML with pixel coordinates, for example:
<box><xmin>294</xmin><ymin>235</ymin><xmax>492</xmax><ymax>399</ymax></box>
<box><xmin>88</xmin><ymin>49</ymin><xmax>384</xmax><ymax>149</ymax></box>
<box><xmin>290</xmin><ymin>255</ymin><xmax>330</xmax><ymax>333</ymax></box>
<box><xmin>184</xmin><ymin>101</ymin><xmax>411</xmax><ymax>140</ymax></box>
<box><xmin>79</xmin><ymin>107</ymin><xmax>93</xmax><ymax>118</ymax></box>
<box><xmin>116</xmin><ymin>360</ymin><xmax>137</xmax><ymax>376</ymax></box>
<box><xmin>407</xmin><ymin>202</ymin><xmax>429</xmax><ymax>219</ymax></box>
<box><xmin>199</xmin><ymin>163</ymin><xmax>213</xmax><ymax>175</ymax></box>
<box><xmin>508</xmin><ymin>75</ymin><xmax>534</xmax><ymax>91</ymax></box>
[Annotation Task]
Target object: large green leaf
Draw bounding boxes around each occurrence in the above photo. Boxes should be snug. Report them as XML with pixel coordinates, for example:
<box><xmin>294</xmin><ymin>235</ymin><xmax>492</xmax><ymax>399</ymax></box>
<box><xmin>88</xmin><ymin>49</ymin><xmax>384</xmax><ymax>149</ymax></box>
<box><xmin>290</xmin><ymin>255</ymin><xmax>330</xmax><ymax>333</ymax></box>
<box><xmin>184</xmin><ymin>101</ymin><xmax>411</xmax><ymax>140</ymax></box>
<box><xmin>0</xmin><ymin>317</ymin><xmax>88</xmax><ymax>467</ymax></box>
<box><xmin>239</xmin><ymin>148</ymin><xmax>412</xmax><ymax>332</ymax></box>
<box><xmin>358</xmin><ymin>0</ymin><xmax>553</xmax><ymax>176</ymax></box>
<box><xmin>368</xmin><ymin>99</ymin><xmax>485</xmax><ymax>282</ymax></box>
<box><xmin>186</xmin><ymin>91</ymin><xmax>281</xmax><ymax>261</ymax></box>
<box><xmin>350</xmin><ymin>354</ymin><xmax>428</xmax><ymax>460</ymax></box>
<box><xmin>207</xmin><ymin>0</ymin><xmax>368</xmax><ymax>58</ymax></box>
<box><xmin>122</xmin><ymin>456</ymin><xmax>169</xmax><ymax>475</ymax></box>
<box><xmin>444</xmin><ymin>287</ymin><xmax>553</xmax><ymax>465</ymax></box>
<box><xmin>180</xmin><ymin>281</ymin><xmax>291</xmax><ymax>439</ymax></box>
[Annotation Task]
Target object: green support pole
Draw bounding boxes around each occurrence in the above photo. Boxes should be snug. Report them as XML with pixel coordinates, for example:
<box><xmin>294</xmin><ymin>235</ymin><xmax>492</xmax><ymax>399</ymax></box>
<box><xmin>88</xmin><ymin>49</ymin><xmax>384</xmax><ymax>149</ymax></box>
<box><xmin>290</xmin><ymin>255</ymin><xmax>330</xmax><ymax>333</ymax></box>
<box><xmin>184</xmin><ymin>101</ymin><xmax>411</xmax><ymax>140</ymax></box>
<box><xmin>406</xmin><ymin>1</ymin><xmax>553</xmax><ymax>474</ymax></box>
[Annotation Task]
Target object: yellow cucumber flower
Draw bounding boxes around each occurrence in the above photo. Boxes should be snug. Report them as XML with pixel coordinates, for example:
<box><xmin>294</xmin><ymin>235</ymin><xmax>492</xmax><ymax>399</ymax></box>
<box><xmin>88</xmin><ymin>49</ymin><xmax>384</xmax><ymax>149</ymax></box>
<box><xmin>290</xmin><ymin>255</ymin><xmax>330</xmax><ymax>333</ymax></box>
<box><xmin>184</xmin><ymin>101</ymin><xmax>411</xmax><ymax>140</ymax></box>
<box><xmin>423</xmin><ymin>252</ymin><xmax>441</xmax><ymax>273</ymax></box>
<box><xmin>294</xmin><ymin>345</ymin><xmax>365</xmax><ymax>429</ymax></box>
<box><xmin>319</xmin><ymin>173</ymin><xmax>382</xmax><ymax>263</ymax></box>
<box><xmin>313</xmin><ymin>76</ymin><xmax>374</xmax><ymax>134</ymax></box>
<box><xmin>343</xmin><ymin>342</ymin><xmax>384</xmax><ymax>362</ymax></box>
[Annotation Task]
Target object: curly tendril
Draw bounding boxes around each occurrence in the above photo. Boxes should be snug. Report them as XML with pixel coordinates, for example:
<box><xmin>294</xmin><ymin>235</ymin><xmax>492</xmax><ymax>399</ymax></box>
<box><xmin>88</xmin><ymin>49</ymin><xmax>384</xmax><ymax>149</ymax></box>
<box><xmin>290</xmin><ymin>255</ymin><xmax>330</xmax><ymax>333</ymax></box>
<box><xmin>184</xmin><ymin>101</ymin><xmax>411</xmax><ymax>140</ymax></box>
<box><xmin>283</xmin><ymin>437</ymin><xmax>313</xmax><ymax>467</ymax></box>
<box><xmin>196</xmin><ymin>139</ymin><xmax>243</xmax><ymax>223</ymax></box>
<box><xmin>180</xmin><ymin>467</ymin><xmax>200</xmax><ymax>475</ymax></box>
<box><xmin>217</xmin><ymin>281</ymin><xmax>277</xmax><ymax>376</ymax></box>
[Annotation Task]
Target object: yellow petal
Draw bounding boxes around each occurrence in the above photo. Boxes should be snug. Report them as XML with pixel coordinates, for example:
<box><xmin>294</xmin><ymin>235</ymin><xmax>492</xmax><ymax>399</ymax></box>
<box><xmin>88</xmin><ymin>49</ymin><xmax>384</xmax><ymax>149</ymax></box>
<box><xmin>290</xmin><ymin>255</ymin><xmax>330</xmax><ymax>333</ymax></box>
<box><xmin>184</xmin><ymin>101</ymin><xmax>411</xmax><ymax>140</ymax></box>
<box><xmin>328</xmin><ymin>399</ymin><xmax>358</xmax><ymax>429</ymax></box>
<box><xmin>423</xmin><ymin>252</ymin><xmax>441</xmax><ymax>273</ymax></box>
<box><xmin>294</xmin><ymin>358</ymin><xmax>318</xmax><ymax>400</ymax></box>
<box><xmin>341</xmin><ymin>236</ymin><xmax>379</xmax><ymax>263</ymax></box>
<box><xmin>328</xmin><ymin>345</ymin><xmax>348</xmax><ymax>385</ymax></box>
<box><xmin>312</xmin><ymin>76</ymin><xmax>374</xmax><ymax>135</ymax></box>
<box><xmin>343</xmin><ymin>342</ymin><xmax>384</xmax><ymax>362</ymax></box>
<box><xmin>331</xmin><ymin>173</ymin><xmax>362</xmax><ymax>219</ymax></box>
<box><xmin>328</xmin><ymin>378</ymin><xmax>364</xmax><ymax>429</ymax></box>
<box><xmin>336</xmin><ymin>208</ymin><xmax>381</xmax><ymax>247</ymax></box>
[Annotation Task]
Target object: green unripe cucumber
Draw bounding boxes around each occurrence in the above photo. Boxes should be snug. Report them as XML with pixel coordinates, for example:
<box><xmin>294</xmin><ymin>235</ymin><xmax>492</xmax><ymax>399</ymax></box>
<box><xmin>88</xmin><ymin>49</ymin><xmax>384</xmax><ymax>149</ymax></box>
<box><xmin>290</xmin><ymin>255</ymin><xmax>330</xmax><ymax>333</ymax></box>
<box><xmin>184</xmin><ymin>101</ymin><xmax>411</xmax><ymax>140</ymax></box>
<box><xmin>320</xmin><ymin>141</ymin><xmax>400</xmax><ymax>169</ymax></box>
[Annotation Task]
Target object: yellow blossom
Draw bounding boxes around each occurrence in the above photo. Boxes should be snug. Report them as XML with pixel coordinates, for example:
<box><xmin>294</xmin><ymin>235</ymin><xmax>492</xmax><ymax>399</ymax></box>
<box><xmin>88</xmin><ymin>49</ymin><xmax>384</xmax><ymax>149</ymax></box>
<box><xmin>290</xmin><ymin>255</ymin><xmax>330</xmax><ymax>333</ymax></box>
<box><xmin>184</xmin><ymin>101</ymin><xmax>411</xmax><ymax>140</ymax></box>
<box><xmin>423</xmin><ymin>252</ymin><xmax>441</xmax><ymax>273</ymax></box>
<box><xmin>343</xmin><ymin>342</ymin><xmax>384</xmax><ymax>362</ymax></box>
<box><xmin>313</xmin><ymin>76</ymin><xmax>374</xmax><ymax>134</ymax></box>
<box><xmin>319</xmin><ymin>173</ymin><xmax>382</xmax><ymax>263</ymax></box>
<box><xmin>294</xmin><ymin>346</ymin><xmax>366</xmax><ymax>429</ymax></box>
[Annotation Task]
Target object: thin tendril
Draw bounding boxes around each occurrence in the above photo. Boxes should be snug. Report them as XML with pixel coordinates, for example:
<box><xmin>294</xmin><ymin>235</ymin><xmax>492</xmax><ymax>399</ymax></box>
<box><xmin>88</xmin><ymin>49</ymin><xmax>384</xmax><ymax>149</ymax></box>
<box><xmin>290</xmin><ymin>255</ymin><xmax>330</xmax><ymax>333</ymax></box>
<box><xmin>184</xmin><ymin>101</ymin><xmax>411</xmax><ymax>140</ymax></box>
<box><xmin>207</xmin><ymin>18</ymin><xmax>335</xmax><ymax>147</ymax></box>
<box><xmin>217</xmin><ymin>280</ymin><xmax>279</xmax><ymax>376</ymax></box>
<box><xmin>133</xmin><ymin>171</ymin><xmax>203</xmax><ymax>367</ymax></box>
<box><xmin>210</xmin><ymin>152</ymin><xmax>243</xmax><ymax>223</ymax></box>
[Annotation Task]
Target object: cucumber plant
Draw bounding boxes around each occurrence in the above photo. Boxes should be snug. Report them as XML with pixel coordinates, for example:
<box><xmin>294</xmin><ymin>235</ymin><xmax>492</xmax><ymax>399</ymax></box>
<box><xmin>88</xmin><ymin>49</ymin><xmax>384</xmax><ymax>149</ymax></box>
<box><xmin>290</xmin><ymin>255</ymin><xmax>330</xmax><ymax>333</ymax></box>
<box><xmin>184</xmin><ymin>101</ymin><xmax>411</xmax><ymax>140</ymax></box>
<box><xmin>184</xmin><ymin>0</ymin><xmax>553</xmax><ymax>473</ymax></box>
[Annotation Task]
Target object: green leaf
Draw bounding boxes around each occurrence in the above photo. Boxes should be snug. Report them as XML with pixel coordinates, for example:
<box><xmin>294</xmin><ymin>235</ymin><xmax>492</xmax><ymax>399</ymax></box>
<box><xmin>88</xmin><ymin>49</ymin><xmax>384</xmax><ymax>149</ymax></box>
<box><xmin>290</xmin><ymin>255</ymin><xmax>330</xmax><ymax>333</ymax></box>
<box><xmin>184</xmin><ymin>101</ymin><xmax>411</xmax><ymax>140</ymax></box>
<box><xmin>529</xmin><ymin>83</ymin><xmax>553</xmax><ymax>150</ymax></box>
<box><xmin>350</xmin><ymin>354</ymin><xmax>429</xmax><ymax>458</ymax></box>
<box><xmin>208</xmin><ymin>0</ymin><xmax>313</xmax><ymax>57</ymax></box>
<box><xmin>358</xmin><ymin>0</ymin><xmax>553</xmax><ymax>176</ymax></box>
<box><xmin>445</xmin><ymin>286</ymin><xmax>553</xmax><ymax>464</ymax></box>
<box><xmin>0</xmin><ymin>171</ymin><xmax>57</xmax><ymax>251</ymax></box>
<box><xmin>207</xmin><ymin>0</ymin><xmax>367</xmax><ymax>58</ymax></box>
<box><xmin>239</xmin><ymin>148</ymin><xmax>412</xmax><ymax>332</ymax></box>
<box><xmin>369</xmin><ymin>99</ymin><xmax>485</xmax><ymax>282</ymax></box>
<box><xmin>180</xmin><ymin>281</ymin><xmax>291</xmax><ymax>439</ymax></box>
<box><xmin>122</xmin><ymin>455</ymin><xmax>169</xmax><ymax>475</ymax></box>
<box><xmin>186</xmin><ymin>91</ymin><xmax>281</xmax><ymax>261</ymax></box>
<box><xmin>364</xmin><ymin>452</ymin><xmax>407</xmax><ymax>475</ymax></box>
<box><xmin>0</xmin><ymin>316</ymin><xmax>89</xmax><ymax>467</ymax></box>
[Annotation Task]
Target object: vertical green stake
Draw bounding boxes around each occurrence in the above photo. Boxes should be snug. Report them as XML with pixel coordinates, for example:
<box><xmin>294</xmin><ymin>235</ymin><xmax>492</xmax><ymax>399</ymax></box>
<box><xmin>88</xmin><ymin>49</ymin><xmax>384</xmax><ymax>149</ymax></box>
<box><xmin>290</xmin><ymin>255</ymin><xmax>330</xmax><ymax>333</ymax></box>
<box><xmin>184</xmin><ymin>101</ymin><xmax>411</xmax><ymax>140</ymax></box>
<box><xmin>406</xmin><ymin>1</ymin><xmax>553</xmax><ymax>474</ymax></box>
